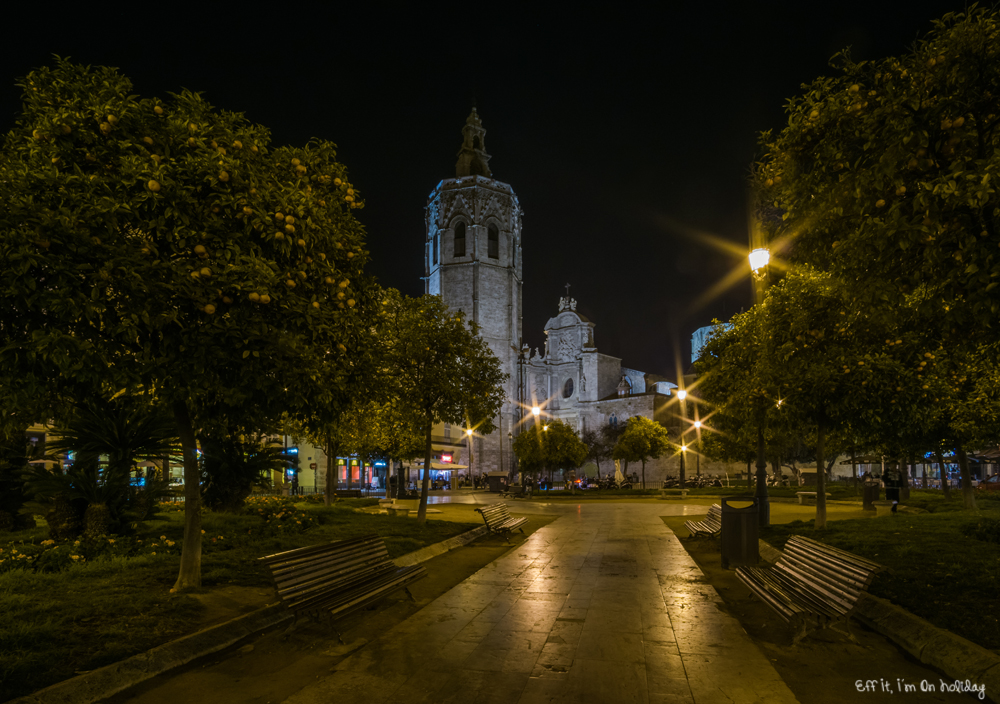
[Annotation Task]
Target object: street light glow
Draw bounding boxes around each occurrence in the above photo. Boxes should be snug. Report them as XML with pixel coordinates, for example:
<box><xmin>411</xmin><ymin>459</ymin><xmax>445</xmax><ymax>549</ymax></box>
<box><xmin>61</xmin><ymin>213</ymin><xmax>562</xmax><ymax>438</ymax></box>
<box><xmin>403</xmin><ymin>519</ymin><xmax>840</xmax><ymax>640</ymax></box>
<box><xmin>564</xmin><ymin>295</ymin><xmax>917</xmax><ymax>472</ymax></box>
<box><xmin>694</xmin><ymin>420</ymin><xmax>702</xmax><ymax>429</ymax></box>
<box><xmin>543</xmin><ymin>425</ymin><xmax>549</xmax><ymax>431</ymax></box>
<box><xmin>681</xmin><ymin>445</ymin><xmax>687</xmax><ymax>452</ymax></box>
<box><xmin>531</xmin><ymin>406</ymin><xmax>540</xmax><ymax>416</ymax></box>
<box><xmin>466</xmin><ymin>428</ymin><xmax>473</xmax><ymax>436</ymax></box>
<box><xmin>677</xmin><ymin>389</ymin><xmax>687</xmax><ymax>400</ymax></box>
<box><xmin>749</xmin><ymin>247</ymin><xmax>770</xmax><ymax>272</ymax></box>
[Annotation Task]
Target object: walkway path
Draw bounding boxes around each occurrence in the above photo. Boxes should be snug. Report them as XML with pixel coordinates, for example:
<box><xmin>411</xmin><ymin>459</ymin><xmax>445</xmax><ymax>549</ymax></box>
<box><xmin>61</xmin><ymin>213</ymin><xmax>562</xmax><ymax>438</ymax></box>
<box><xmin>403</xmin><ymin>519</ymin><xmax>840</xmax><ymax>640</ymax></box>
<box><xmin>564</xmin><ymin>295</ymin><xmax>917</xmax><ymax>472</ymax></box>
<box><xmin>282</xmin><ymin>503</ymin><xmax>798</xmax><ymax>704</ymax></box>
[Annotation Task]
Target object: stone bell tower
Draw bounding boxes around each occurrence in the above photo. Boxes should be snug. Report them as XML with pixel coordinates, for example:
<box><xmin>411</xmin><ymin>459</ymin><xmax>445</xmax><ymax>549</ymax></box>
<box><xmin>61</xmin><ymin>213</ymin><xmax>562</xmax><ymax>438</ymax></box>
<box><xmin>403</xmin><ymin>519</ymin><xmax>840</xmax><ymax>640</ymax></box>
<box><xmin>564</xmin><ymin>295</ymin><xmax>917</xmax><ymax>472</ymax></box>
<box><xmin>425</xmin><ymin>108</ymin><xmax>523</xmax><ymax>475</ymax></box>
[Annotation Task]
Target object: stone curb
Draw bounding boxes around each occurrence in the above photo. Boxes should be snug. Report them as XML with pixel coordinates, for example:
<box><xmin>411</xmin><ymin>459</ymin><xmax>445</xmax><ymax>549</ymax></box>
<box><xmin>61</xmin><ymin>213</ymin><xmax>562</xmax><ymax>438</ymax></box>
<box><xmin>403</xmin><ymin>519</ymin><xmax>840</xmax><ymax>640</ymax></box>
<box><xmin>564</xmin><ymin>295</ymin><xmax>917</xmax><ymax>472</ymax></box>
<box><xmin>393</xmin><ymin>525</ymin><xmax>488</xmax><ymax>567</ymax></box>
<box><xmin>12</xmin><ymin>525</ymin><xmax>489</xmax><ymax>704</ymax></box>
<box><xmin>759</xmin><ymin>539</ymin><xmax>1000</xmax><ymax>704</ymax></box>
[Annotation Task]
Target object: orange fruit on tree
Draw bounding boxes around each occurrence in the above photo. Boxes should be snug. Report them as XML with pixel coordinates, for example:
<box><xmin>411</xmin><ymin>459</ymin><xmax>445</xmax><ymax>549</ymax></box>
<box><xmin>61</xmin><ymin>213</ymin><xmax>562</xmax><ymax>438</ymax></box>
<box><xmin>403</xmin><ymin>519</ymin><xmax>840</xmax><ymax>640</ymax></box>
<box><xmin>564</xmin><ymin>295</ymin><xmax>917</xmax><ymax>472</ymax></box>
<box><xmin>259</xmin><ymin>294</ymin><xmax>271</xmax><ymax>304</ymax></box>
<box><xmin>249</xmin><ymin>292</ymin><xmax>261</xmax><ymax>303</ymax></box>
<box><xmin>203</xmin><ymin>304</ymin><xmax>216</xmax><ymax>314</ymax></box>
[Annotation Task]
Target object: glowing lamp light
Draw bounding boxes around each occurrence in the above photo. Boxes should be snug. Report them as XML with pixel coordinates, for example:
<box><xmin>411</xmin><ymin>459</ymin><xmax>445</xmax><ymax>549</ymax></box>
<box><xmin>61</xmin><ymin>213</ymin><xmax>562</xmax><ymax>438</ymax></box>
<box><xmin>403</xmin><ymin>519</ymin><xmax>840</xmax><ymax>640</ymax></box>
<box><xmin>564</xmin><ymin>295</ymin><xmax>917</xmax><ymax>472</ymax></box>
<box><xmin>543</xmin><ymin>425</ymin><xmax>549</xmax><ymax>431</ymax></box>
<box><xmin>694</xmin><ymin>420</ymin><xmax>702</xmax><ymax>429</ymax></box>
<box><xmin>749</xmin><ymin>247</ymin><xmax>771</xmax><ymax>273</ymax></box>
<box><xmin>681</xmin><ymin>445</ymin><xmax>688</xmax><ymax>452</ymax></box>
<box><xmin>466</xmin><ymin>428</ymin><xmax>473</xmax><ymax>436</ymax></box>
<box><xmin>531</xmin><ymin>406</ymin><xmax>541</xmax><ymax>416</ymax></box>
<box><xmin>677</xmin><ymin>389</ymin><xmax>687</xmax><ymax>400</ymax></box>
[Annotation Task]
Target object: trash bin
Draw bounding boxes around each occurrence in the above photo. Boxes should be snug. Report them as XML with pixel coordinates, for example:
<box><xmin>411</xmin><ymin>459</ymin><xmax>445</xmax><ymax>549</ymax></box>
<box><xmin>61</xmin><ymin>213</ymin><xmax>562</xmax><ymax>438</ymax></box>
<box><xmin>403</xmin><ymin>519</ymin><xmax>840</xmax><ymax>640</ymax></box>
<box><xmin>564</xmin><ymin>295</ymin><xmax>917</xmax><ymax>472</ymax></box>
<box><xmin>862</xmin><ymin>480</ymin><xmax>880</xmax><ymax>512</ymax></box>
<box><xmin>720</xmin><ymin>496</ymin><xmax>759</xmax><ymax>569</ymax></box>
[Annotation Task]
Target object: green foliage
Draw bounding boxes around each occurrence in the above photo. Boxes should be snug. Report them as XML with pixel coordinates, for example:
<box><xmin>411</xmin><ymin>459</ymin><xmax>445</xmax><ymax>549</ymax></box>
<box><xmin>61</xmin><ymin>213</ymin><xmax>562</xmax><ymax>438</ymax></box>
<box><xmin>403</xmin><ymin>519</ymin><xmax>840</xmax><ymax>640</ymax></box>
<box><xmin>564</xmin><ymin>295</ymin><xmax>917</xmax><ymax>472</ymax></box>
<box><xmin>513</xmin><ymin>420</ymin><xmax>587</xmax><ymax>479</ymax></box>
<box><xmin>612</xmin><ymin>416</ymin><xmax>673</xmax><ymax>464</ymax></box>
<box><xmin>377</xmin><ymin>290</ymin><xmax>507</xmax><ymax>517</ymax></box>
<box><xmin>960</xmin><ymin>516</ymin><xmax>1000</xmax><ymax>544</ymax></box>
<box><xmin>0</xmin><ymin>58</ymin><xmax>380</xmax><ymax>587</ymax></box>
<box><xmin>201</xmin><ymin>437</ymin><xmax>286</xmax><ymax>513</ymax></box>
<box><xmin>756</xmin><ymin>7</ymin><xmax>1000</xmax><ymax>330</ymax></box>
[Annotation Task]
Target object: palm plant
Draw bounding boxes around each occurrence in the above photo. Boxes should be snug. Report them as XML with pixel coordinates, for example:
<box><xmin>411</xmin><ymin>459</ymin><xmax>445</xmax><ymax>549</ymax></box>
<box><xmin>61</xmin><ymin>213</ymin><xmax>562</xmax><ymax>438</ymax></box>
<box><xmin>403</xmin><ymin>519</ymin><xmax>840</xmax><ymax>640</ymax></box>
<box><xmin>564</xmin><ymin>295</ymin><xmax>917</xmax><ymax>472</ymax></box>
<box><xmin>201</xmin><ymin>435</ymin><xmax>287</xmax><ymax>512</ymax></box>
<box><xmin>25</xmin><ymin>396</ymin><xmax>179</xmax><ymax>538</ymax></box>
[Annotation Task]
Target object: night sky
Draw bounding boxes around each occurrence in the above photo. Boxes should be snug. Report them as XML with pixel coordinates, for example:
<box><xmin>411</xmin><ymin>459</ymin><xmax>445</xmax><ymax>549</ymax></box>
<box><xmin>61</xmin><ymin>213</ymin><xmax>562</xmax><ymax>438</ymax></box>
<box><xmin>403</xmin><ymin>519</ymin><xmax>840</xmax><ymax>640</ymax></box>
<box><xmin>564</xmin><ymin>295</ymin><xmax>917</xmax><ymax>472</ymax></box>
<box><xmin>1</xmin><ymin>1</ymin><xmax>970</xmax><ymax>380</ymax></box>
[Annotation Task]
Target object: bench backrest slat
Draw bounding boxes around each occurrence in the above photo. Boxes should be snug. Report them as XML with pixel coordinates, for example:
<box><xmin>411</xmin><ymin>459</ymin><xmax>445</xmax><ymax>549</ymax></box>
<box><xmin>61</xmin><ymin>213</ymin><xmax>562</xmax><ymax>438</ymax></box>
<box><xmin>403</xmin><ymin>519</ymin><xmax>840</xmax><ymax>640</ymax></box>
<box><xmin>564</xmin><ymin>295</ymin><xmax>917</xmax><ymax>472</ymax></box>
<box><xmin>273</xmin><ymin>550</ymin><xmax>392</xmax><ymax>594</ymax></box>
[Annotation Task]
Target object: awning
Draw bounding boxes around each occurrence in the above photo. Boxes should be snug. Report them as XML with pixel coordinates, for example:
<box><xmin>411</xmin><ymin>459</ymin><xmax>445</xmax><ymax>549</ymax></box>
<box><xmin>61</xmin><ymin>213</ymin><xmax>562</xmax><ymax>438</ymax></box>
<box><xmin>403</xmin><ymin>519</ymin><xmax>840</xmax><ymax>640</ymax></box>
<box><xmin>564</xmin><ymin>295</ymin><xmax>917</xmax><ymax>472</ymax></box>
<box><xmin>431</xmin><ymin>442</ymin><xmax>464</xmax><ymax>452</ymax></box>
<box><xmin>411</xmin><ymin>461</ymin><xmax>468</xmax><ymax>470</ymax></box>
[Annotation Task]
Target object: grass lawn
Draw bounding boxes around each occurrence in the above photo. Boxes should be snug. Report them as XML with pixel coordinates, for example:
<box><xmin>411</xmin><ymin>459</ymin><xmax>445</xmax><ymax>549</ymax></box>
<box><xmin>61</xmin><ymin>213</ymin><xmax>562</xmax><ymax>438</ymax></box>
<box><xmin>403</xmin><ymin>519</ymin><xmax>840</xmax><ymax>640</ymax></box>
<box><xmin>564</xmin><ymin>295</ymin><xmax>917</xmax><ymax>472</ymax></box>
<box><xmin>0</xmin><ymin>497</ymin><xmax>479</xmax><ymax>702</ymax></box>
<box><xmin>757</xmin><ymin>494</ymin><xmax>1000</xmax><ymax>652</ymax></box>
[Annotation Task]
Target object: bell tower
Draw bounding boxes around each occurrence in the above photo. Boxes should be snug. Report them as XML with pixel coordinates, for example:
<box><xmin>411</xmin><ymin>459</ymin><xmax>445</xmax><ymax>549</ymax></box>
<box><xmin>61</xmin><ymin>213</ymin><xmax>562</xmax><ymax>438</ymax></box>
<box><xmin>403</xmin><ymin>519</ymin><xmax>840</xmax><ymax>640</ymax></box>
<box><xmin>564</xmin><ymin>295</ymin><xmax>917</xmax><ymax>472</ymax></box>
<box><xmin>425</xmin><ymin>109</ymin><xmax>523</xmax><ymax>475</ymax></box>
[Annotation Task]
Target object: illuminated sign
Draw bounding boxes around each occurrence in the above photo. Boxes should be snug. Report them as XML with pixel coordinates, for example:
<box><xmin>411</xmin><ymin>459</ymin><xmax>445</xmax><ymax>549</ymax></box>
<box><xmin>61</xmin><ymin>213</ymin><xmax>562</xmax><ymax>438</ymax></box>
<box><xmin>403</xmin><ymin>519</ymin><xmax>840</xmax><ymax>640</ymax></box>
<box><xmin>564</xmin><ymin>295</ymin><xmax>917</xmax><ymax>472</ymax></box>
<box><xmin>440</xmin><ymin>454</ymin><xmax>452</xmax><ymax>463</ymax></box>
<box><xmin>374</xmin><ymin>460</ymin><xmax>387</xmax><ymax>467</ymax></box>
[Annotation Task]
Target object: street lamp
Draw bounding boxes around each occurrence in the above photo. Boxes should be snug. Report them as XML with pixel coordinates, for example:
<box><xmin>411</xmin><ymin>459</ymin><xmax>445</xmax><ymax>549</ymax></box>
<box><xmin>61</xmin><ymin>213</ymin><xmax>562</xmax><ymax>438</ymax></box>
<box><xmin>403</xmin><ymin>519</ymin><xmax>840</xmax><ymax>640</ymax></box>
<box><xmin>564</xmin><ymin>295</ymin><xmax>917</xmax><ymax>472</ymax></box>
<box><xmin>466</xmin><ymin>428</ymin><xmax>475</xmax><ymax>487</ymax></box>
<box><xmin>749</xmin><ymin>244</ymin><xmax>772</xmax><ymax>527</ymax></box>
<box><xmin>532</xmin><ymin>406</ymin><xmax>540</xmax><ymax>417</ymax></box>
<box><xmin>677</xmin><ymin>390</ymin><xmax>688</xmax><ymax>489</ymax></box>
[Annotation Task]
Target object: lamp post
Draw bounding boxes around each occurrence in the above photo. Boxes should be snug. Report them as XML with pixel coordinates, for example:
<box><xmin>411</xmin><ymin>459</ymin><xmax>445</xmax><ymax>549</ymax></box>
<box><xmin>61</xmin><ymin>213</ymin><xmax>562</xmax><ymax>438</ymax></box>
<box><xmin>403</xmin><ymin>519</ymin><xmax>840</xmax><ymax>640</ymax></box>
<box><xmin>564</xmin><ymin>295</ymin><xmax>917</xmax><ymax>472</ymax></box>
<box><xmin>750</xmin><ymin>246</ymin><xmax>771</xmax><ymax>527</ymax></box>
<box><xmin>466</xmin><ymin>428</ymin><xmax>476</xmax><ymax>488</ymax></box>
<box><xmin>677</xmin><ymin>389</ymin><xmax>688</xmax><ymax>489</ymax></box>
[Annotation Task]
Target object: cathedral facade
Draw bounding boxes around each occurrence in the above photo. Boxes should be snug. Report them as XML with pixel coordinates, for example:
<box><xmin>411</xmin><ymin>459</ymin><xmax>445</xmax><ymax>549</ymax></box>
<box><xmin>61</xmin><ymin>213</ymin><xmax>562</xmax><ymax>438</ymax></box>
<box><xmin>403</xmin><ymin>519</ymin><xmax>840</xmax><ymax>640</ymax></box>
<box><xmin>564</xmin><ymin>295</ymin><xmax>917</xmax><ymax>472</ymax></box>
<box><xmin>425</xmin><ymin>109</ymin><xmax>680</xmax><ymax>480</ymax></box>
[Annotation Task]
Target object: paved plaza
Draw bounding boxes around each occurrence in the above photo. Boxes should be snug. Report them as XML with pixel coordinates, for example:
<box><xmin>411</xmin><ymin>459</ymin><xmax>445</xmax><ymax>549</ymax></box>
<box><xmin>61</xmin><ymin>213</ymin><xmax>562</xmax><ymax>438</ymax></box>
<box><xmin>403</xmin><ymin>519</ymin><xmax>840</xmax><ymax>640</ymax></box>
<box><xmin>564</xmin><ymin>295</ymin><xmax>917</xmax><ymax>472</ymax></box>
<box><xmin>283</xmin><ymin>503</ymin><xmax>799</xmax><ymax>704</ymax></box>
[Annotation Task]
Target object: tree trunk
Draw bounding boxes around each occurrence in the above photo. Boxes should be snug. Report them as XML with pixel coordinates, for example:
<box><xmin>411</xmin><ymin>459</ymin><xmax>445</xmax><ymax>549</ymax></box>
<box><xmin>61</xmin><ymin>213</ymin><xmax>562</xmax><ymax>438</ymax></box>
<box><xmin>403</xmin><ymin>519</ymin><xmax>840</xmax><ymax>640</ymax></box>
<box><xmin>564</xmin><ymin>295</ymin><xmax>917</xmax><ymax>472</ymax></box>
<box><xmin>641</xmin><ymin>459</ymin><xmax>646</xmax><ymax>490</ymax></box>
<box><xmin>172</xmin><ymin>399</ymin><xmax>202</xmax><ymax>592</ymax></box>
<box><xmin>935</xmin><ymin>450</ymin><xmax>952</xmax><ymax>500</ymax></box>
<box><xmin>957</xmin><ymin>445</ymin><xmax>977</xmax><ymax>510</ymax></box>
<box><xmin>324</xmin><ymin>438</ymin><xmax>334</xmax><ymax>507</ymax></box>
<box><xmin>850</xmin><ymin>450</ymin><xmax>858</xmax><ymax>495</ymax></box>
<box><xmin>922</xmin><ymin>461</ymin><xmax>927</xmax><ymax>489</ymax></box>
<box><xmin>746</xmin><ymin>459</ymin><xmax>752</xmax><ymax>489</ymax></box>
<box><xmin>815</xmin><ymin>421</ymin><xmax>827</xmax><ymax>529</ymax></box>
<box><xmin>417</xmin><ymin>418</ymin><xmax>432</xmax><ymax>523</ymax></box>
<box><xmin>396</xmin><ymin>460</ymin><xmax>406</xmax><ymax>499</ymax></box>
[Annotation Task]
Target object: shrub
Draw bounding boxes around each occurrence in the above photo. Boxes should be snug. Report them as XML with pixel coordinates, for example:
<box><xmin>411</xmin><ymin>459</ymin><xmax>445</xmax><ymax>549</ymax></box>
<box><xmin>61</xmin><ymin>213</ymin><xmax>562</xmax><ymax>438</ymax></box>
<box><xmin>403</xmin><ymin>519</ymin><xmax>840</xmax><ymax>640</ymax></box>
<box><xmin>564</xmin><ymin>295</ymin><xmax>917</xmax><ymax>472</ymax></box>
<box><xmin>960</xmin><ymin>517</ymin><xmax>1000</xmax><ymax>545</ymax></box>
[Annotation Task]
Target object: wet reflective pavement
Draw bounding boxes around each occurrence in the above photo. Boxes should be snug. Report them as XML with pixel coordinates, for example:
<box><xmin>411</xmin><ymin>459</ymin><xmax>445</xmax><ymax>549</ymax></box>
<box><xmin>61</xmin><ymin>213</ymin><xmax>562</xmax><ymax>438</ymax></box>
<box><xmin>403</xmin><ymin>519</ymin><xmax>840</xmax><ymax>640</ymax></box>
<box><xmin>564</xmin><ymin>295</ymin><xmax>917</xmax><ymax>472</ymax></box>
<box><xmin>282</xmin><ymin>502</ymin><xmax>799</xmax><ymax>704</ymax></box>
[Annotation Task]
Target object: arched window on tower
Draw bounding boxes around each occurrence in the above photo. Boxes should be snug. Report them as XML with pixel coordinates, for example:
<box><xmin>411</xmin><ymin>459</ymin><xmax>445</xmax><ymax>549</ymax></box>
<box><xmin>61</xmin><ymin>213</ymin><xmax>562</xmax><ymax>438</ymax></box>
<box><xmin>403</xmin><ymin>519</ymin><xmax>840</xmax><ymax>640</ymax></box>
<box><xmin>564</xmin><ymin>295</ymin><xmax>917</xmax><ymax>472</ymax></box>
<box><xmin>454</xmin><ymin>222</ymin><xmax>466</xmax><ymax>257</ymax></box>
<box><xmin>488</xmin><ymin>224</ymin><xmax>499</xmax><ymax>259</ymax></box>
<box><xmin>432</xmin><ymin>234</ymin><xmax>438</xmax><ymax>265</ymax></box>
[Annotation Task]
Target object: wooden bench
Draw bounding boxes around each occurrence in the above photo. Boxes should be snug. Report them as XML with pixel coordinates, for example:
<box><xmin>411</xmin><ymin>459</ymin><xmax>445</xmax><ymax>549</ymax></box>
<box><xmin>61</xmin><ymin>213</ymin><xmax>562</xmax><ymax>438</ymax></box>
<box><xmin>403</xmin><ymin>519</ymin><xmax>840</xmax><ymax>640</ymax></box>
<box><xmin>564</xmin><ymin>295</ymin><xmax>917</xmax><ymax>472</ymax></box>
<box><xmin>796</xmin><ymin>491</ymin><xmax>831</xmax><ymax>505</ymax></box>
<box><xmin>334</xmin><ymin>489</ymin><xmax>363</xmax><ymax>499</ymax></box>
<box><xmin>499</xmin><ymin>484</ymin><xmax>530</xmax><ymax>499</ymax></box>
<box><xmin>259</xmin><ymin>534</ymin><xmax>426</xmax><ymax>635</ymax></box>
<box><xmin>736</xmin><ymin>535</ymin><xmax>883</xmax><ymax>643</ymax></box>
<box><xmin>683</xmin><ymin>504</ymin><xmax>722</xmax><ymax>537</ymax></box>
<box><xmin>475</xmin><ymin>502</ymin><xmax>528</xmax><ymax>543</ymax></box>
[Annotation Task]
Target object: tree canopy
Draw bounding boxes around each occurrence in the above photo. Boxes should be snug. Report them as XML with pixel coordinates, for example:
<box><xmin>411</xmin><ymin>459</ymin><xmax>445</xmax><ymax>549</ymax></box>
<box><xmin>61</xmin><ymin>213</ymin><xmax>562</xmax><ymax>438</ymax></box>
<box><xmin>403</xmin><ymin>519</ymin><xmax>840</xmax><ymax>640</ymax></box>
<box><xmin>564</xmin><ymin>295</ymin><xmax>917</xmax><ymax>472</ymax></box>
<box><xmin>513</xmin><ymin>420</ymin><xmax>587</xmax><ymax>488</ymax></box>
<box><xmin>612</xmin><ymin>416</ymin><xmax>673</xmax><ymax>489</ymax></box>
<box><xmin>378</xmin><ymin>290</ymin><xmax>507</xmax><ymax>520</ymax></box>
<box><xmin>0</xmin><ymin>59</ymin><xmax>376</xmax><ymax>588</ymax></box>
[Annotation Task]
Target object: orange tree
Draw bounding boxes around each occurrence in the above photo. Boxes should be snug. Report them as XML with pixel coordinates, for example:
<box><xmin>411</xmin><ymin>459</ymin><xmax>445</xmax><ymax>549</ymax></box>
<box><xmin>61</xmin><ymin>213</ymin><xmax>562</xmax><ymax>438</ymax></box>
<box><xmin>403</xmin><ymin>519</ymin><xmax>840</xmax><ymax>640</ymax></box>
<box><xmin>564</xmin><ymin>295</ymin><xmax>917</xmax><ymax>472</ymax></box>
<box><xmin>513</xmin><ymin>420</ymin><xmax>587</xmax><ymax>490</ymax></box>
<box><xmin>755</xmin><ymin>7</ymin><xmax>1000</xmax><ymax>333</ymax></box>
<box><xmin>701</xmin><ymin>268</ymin><xmax>932</xmax><ymax>527</ymax></box>
<box><xmin>0</xmin><ymin>60</ymin><xmax>376</xmax><ymax>590</ymax></box>
<box><xmin>378</xmin><ymin>290</ymin><xmax>507</xmax><ymax>521</ymax></box>
<box><xmin>612</xmin><ymin>415</ymin><xmax>673</xmax><ymax>489</ymax></box>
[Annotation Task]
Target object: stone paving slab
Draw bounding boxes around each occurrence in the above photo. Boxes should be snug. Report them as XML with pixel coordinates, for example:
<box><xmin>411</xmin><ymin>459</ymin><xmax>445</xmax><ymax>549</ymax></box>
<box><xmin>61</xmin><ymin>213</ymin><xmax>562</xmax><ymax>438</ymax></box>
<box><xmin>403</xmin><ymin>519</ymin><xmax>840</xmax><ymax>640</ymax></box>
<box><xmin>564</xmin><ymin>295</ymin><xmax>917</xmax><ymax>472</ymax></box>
<box><xmin>281</xmin><ymin>504</ymin><xmax>799</xmax><ymax>704</ymax></box>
